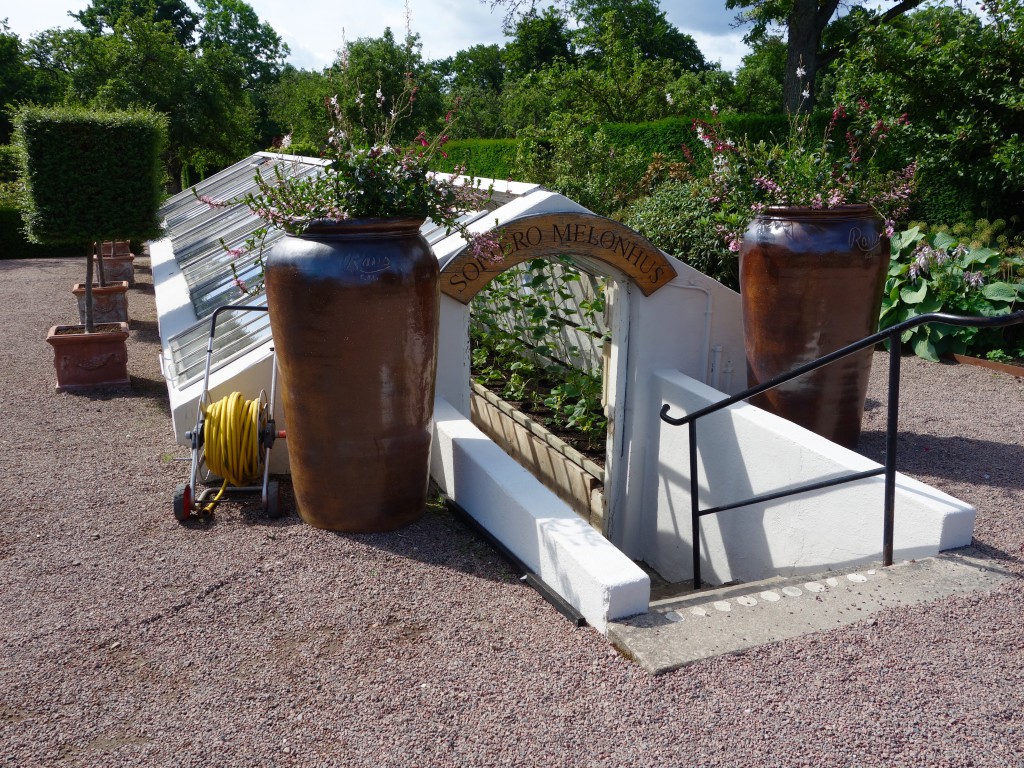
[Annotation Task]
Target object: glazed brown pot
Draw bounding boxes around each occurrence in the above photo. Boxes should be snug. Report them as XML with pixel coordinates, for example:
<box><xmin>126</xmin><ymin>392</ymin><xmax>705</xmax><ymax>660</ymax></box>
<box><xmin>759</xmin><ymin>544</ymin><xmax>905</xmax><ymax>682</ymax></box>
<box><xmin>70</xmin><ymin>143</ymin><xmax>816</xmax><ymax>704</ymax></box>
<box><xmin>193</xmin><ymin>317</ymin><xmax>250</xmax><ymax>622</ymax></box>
<box><xmin>46</xmin><ymin>322</ymin><xmax>130</xmax><ymax>393</ymax></box>
<box><xmin>265</xmin><ymin>218</ymin><xmax>440</xmax><ymax>532</ymax></box>
<box><xmin>739</xmin><ymin>205</ymin><xmax>890</xmax><ymax>449</ymax></box>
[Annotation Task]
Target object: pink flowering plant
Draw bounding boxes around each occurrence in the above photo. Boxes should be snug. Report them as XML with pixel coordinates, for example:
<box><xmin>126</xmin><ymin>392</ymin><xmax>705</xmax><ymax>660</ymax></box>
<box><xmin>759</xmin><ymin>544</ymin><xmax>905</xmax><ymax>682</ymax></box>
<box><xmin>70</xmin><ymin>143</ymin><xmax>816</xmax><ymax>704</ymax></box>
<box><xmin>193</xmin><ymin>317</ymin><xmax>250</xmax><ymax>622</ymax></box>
<box><xmin>691</xmin><ymin>66</ymin><xmax>918</xmax><ymax>254</ymax></box>
<box><xmin>199</xmin><ymin>75</ymin><xmax>499</xmax><ymax>293</ymax></box>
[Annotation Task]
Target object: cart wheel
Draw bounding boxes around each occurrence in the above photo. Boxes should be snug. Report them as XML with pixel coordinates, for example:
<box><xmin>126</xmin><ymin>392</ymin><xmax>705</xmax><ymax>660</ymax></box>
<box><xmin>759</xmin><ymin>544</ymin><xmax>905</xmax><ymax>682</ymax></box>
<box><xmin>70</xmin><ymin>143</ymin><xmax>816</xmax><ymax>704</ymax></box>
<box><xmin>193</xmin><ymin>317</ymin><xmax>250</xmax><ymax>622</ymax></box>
<box><xmin>173</xmin><ymin>482</ymin><xmax>193</xmax><ymax>523</ymax></box>
<box><xmin>266</xmin><ymin>480</ymin><xmax>282</xmax><ymax>519</ymax></box>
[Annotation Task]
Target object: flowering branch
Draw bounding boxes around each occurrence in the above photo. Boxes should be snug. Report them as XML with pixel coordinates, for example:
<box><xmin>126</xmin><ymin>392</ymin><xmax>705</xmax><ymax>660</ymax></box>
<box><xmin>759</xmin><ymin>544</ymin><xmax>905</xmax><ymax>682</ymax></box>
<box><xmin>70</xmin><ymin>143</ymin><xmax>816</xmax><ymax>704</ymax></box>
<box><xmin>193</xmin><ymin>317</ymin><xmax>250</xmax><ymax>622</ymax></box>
<box><xmin>195</xmin><ymin>75</ymin><xmax>499</xmax><ymax>295</ymax></box>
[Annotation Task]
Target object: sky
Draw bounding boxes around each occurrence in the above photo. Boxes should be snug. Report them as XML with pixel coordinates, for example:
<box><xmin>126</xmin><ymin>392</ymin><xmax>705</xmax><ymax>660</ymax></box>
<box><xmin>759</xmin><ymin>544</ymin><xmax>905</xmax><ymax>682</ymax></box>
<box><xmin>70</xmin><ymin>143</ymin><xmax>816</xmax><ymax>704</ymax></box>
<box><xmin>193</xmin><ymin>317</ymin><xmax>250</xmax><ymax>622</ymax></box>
<box><xmin>2</xmin><ymin>0</ymin><xmax>754</xmax><ymax>73</ymax></box>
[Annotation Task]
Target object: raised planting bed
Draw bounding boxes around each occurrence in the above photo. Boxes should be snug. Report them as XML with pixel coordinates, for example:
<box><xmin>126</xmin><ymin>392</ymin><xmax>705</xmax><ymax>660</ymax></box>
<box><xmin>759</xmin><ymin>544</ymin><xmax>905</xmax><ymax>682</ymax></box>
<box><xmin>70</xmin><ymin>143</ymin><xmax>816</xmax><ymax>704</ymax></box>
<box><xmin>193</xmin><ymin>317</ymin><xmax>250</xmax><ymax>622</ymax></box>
<box><xmin>470</xmin><ymin>380</ymin><xmax>606</xmax><ymax>532</ymax></box>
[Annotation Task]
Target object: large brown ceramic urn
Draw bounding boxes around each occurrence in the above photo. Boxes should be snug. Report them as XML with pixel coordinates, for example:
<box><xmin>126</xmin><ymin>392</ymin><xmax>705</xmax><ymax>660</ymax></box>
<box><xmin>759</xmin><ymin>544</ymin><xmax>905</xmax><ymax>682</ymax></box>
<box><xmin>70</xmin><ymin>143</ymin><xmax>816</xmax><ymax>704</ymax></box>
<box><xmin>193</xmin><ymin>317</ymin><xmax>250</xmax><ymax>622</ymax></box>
<box><xmin>264</xmin><ymin>218</ymin><xmax>440</xmax><ymax>532</ymax></box>
<box><xmin>739</xmin><ymin>205</ymin><xmax>889</xmax><ymax>449</ymax></box>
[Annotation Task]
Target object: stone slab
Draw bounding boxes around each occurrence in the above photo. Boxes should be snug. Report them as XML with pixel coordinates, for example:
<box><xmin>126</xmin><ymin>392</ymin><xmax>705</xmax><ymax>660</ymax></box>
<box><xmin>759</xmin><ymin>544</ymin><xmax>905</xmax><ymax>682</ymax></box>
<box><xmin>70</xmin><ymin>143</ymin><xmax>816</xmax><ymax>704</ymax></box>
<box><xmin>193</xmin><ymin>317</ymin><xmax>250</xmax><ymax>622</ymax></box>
<box><xmin>607</xmin><ymin>548</ymin><xmax>1016</xmax><ymax>675</ymax></box>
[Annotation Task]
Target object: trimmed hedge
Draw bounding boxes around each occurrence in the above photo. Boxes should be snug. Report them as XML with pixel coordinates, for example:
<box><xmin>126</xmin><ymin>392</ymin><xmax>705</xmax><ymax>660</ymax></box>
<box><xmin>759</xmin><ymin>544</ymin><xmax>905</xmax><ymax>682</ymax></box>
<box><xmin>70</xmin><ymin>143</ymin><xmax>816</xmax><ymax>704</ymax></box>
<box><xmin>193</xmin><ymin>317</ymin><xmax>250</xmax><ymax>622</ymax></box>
<box><xmin>426</xmin><ymin>115</ymin><xmax>794</xmax><ymax>181</ymax></box>
<box><xmin>15</xmin><ymin>106</ymin><xmax>168</xmax><ymax>246</ymax></box>
<box><xmin>0</xmin><ymin>144</ymin><xmax>22</xmax><ymax>183</ymax></box>
<box><xmin>430</xmin><ymin>138</ymin><xmax>521</xmax><ymax>181</ymax></box>
<box><xmin>0</xmin><ymin>205</ymin><xmax>80</xmax><ymax>259</ymax></box>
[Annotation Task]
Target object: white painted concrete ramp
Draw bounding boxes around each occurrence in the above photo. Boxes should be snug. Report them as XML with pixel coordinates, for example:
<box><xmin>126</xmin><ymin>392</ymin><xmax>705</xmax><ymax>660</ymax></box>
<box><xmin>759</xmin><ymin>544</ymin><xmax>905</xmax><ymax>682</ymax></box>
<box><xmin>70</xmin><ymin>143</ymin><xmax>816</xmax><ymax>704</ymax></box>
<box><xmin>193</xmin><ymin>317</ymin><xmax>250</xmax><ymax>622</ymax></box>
<box><xmin>431</xmin><ymin>397</ymin><xmax>650</xmax><ymax>633</ymax></box>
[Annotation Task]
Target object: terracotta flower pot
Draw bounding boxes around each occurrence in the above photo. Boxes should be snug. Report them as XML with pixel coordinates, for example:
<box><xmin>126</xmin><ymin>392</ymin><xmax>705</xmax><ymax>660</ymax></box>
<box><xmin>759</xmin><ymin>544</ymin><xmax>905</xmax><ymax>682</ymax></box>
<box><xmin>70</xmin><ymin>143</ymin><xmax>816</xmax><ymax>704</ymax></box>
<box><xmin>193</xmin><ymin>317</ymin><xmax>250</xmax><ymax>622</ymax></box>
<box><xmin>739</xmin><ymin>205</ymin><xmax>889</xmax><ymax>448</ymax></box>
<box><xmin>95</xmin><ymin>255</ymin><xmax>135</xmax><ymax>286</ymax></box>
<box><xmin>46</xmin><ymin>322</ymin><xmax>130</xmax><ymax>393</ymax></box>
<box><xmin>264</xmin><ymin>218</ymin><xmax>440</xmax><ymax>532</ymax></box>
<box><xmin>73</xmin><ymin>281</ymin><xmax>130</xmax><ymax>325</ymax></box>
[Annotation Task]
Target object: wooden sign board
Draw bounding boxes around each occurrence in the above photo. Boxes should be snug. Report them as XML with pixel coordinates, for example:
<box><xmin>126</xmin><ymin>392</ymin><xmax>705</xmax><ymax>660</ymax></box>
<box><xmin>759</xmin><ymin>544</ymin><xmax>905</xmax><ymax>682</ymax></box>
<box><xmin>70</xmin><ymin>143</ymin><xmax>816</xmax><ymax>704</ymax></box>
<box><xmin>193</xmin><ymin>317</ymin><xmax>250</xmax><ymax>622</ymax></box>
<box><xmin>441</xmin><ymin>213</ymin><xmax>677</xmax><ymax>304</ymax></box>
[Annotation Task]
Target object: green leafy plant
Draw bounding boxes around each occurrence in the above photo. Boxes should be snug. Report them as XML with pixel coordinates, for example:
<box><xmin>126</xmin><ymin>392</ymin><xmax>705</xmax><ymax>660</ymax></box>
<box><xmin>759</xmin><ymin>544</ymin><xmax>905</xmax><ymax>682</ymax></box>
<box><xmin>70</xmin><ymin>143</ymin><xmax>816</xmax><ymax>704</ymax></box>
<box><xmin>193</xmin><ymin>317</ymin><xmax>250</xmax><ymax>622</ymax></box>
<box><xmin>879</xmin><ymin>226</ymin><xmax>1024</xmax><ymax>361</ymax></box>
<box><xmin>619</xmin><ymin>178</ymin><xmax>739</xmax><ymax>289</ymax></box>
<box><xmin>470</xmin><ymin>256</ymin><xmax>609</xmax><ymax>452</ymax></box>
<box><xmin>513</xmin><ymin>117</ymin><xmax>650</xmax><ymax>217</ymax></box>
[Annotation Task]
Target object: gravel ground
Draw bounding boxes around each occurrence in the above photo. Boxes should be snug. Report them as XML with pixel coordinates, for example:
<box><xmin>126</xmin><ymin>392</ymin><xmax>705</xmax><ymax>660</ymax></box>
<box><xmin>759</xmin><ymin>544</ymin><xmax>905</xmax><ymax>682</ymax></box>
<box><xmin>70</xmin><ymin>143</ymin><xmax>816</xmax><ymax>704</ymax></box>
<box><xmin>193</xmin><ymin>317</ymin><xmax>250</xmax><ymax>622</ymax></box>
<box><xmin>1</xmin><ymin>255</ymin><xmax>1022</xmax><ymax>768</ymax></box>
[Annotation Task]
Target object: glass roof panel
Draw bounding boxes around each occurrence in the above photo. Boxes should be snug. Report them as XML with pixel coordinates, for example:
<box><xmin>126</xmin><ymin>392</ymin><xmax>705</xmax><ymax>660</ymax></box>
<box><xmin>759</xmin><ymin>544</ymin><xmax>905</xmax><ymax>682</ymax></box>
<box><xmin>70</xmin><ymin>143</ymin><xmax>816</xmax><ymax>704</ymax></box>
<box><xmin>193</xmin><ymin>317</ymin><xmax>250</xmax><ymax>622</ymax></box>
<box><xmin>160</xmin><ymin>153</ymin><xmax>503</xmax><ymax>390</ymax></box>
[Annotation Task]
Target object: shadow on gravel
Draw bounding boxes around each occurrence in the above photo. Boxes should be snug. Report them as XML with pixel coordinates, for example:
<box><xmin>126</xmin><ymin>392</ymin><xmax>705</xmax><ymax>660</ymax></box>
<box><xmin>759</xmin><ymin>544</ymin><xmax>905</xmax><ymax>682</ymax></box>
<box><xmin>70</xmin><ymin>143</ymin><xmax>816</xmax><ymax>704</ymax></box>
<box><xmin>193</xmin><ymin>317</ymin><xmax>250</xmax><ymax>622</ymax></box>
<box><xmin>336</xmin><ymin>506</ymin><xmax>522</xmax><ymax>586</ymax></box>
<box><xmin>964</xmin><ymin>540</ymin><xmax>1024</xmax><ymax>569</ymax></box>
<box><xmin>171</xmin><ymin>483</ymin><xmax>515</xmax><ymax>583</ymax></box>
<box><xmin>67</xmin><ymin>378</ymin><xmax>173</xmax><ymax>416</ymax></box>
<box><xmin>857</xmin><ymin>429</ymin><xmax>1023</xmax><ymax>490</ymax></box>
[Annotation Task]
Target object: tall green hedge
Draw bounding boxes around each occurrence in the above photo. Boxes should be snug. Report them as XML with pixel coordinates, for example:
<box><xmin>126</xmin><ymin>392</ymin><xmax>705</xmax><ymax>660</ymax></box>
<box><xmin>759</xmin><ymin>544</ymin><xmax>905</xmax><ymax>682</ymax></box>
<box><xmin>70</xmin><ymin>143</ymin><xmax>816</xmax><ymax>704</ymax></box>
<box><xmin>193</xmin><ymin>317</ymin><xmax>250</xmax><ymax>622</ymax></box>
<box><xmin>0</xmin><ymin>206</ymin><xmax>80</xmax><ymax>259</ymax></box>
<box><xmin>430</xmin><ymin>139</ymin><xmax>521</xmax><ymax>181</ymax></box>
<box><xmin>0</xmin><ymin>144</ymin><xmax>22</xmax><ymax>183</ymax></box>
<box><xmin>427</xmin><ymin>115</ymin><xmax>794</xmax><ymax>181</ymax></box>
<box><xmin>15</xmin><ymin>106</ymin><xmax>168</xmax><ymax>246</ymax></box>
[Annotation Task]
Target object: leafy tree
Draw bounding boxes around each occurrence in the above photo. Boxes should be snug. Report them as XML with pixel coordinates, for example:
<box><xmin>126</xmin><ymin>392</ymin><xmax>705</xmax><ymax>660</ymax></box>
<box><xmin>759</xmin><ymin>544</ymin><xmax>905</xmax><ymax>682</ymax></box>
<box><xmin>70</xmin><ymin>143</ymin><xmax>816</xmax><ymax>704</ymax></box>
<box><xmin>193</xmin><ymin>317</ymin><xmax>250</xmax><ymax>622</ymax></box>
<box><xmin>266</xmin><ymin>65</ymin><xmax>339</xmax><ymax>148</ymax></box>
<box><xmin>24</xmin><ymin>28</ymin><xmax>103</xmax><ymax>104</ymax></box>
<box><xmin>195</xmin><ymin>0</ymin><xmax>288</xmax><ymax>149</ymax></box>
<box><xmin>336</xmin><ymin>29</ymin><xmax>444</xmax><ymax>144</ymax></box>
<box><xmin>71</xmin><ymin>0</ymin><xmax>199</xmax><ymax>47</ymax></box>
<box><xmin>828</xmin><ymin>3</ymin><xmax>1024</xmax><ymax>223</ymax></box>
<box><xmin>196</xmin><ymin>0</ymin><xmax>288</xmax><ymax>89</ymax></box>
<box><xmin>437</xmin><ymin>44</ymin><xmax>507</xmax><ymax>138</ymax></box>
<box><xmin>503</xmin><ymin>6</ymin><xmax>575</xmax><ymax>79</ymax></box>
<box><xmin>665</xmin><ymin>67</ymin><xmax>735</xmax><ymax>116</ymax></box>
<box><xmin>19</xmin><ymin>0</ymin><xmax>288</xmax><ymax>187</ymax></box>
<box><xmin>732</xmin><ymin>35</ymin><xmax>786</xmax><ymax>114</ymax></box>
<box><xmin>561</xmin><ymin>14</ymin><xmax>680</xmax><ymax>123</ymax></box>
<box><xmin>724</xmin><ymin>0</ymin><xmax>927</xmax><ymax>112</ymax></box>
<box><xmin>569</xmin><ymin>0</ymin><xmax>707</xmax><ymax>70</ymax></box>
<box><xmin>0</xmin><ymin>21</ymin><xmax>37</xmax><ymax>142</ymax></box>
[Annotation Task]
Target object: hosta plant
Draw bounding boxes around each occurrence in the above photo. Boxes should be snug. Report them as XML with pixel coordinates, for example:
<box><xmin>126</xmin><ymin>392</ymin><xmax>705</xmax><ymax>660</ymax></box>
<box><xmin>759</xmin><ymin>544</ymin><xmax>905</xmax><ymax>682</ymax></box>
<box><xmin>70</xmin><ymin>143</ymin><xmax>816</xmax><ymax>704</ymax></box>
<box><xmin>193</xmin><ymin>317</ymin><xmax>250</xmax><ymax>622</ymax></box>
<box><xmin>879</xmin><ymin>226</ymin><xmax>1024</xmax><ymax>361</ymax></box>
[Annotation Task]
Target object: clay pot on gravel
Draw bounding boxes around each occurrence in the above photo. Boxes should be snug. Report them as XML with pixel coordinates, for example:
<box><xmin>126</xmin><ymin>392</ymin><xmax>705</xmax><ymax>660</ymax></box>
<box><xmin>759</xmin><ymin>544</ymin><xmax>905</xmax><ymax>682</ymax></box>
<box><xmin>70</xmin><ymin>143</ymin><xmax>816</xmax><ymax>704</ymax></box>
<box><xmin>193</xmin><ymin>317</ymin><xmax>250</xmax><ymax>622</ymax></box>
<box><xmin>72</xmin><ymin>280</ymin><xmax>129</xmax><ymax>325</ymax></box>
<box><xmin>46</xmin><ymin>322</ymin><xmax>130</xmax><ymax>393</ymax></box>
<box><xmin>97</xmin><ymin>241</ymin><xmax>136</xmax><ymax>286</ymax></box>
<box><xmin>739</xmin><ymin>205</ymin><xmax>890</xmax><ymax>449</ymax></box>
<box><xmin>264</xmin><ymin>218</ymin><xmax>440</xmax><ymax>533</ymax></box>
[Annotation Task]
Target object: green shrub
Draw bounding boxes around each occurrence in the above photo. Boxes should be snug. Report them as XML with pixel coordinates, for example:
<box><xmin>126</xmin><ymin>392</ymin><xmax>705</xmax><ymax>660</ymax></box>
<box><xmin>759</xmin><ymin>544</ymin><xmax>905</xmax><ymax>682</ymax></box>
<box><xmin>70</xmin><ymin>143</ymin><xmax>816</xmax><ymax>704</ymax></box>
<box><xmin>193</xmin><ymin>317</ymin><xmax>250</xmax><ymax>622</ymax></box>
<box><xmin>512</xmin><ymin>118</ymin><xmax>651</xmax><ymax>216</ymax></box>
<box><xmin>619</xmin><ymin>179</ymin><xmax>739</xmax><ymax>289</ymax></box>
<box><xmin>602</xmin><ymin>113</ymin><xmax>793</xmax><ymax>163</ymax></box>
<box><xmin>15</xmin><ymin>105</ymin><xmax>168</xmax><ymax>246</ymax></box>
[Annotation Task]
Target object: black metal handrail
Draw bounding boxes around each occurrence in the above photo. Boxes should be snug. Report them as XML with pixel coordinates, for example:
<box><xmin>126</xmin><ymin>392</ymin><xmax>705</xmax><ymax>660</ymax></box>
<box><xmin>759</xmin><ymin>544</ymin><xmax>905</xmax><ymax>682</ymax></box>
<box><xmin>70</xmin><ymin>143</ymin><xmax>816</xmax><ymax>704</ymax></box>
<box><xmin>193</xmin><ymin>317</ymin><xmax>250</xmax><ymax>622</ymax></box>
<box><xmin>660</xmin><ymin>309</ymin><xmax>1024</xmax><ymax>589</ymax></box>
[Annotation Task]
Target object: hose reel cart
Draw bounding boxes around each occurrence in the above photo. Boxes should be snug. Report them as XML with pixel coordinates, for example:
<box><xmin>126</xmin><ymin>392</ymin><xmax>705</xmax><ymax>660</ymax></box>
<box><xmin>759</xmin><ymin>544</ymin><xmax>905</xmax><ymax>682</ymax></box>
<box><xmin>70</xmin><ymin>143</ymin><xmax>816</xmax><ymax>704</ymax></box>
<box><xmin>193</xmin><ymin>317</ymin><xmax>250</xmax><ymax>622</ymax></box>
<box><xmin>173</xmin><ymin>305</ymin><xmax>287</xmax><ymax>522</ymax></box>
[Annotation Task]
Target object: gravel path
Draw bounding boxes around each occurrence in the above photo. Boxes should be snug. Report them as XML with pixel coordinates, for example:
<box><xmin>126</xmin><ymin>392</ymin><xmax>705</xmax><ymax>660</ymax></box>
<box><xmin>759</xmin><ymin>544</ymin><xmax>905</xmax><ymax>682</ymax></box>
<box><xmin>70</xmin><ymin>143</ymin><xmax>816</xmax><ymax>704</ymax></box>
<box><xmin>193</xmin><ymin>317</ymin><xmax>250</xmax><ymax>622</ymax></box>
<box><xmin>1</xmin><ymin>255</ymin><xmax>1022</xmax><ymax>767</ymax></box>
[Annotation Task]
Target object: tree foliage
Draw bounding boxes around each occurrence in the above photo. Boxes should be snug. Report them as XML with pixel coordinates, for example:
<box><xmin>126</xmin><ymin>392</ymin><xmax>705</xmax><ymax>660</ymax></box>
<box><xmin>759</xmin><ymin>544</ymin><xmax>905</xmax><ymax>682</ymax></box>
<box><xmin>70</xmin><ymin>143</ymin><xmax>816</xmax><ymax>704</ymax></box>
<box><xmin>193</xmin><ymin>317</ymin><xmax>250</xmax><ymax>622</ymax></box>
<box><xmin>570</xmin><ymin>0</ymin><xmax>707</xmax><ymax>70</ymax></box>
<box><xmin>9</xmin><ymin>0</ymin><xmax>284</xmax><ymax>189</ymax></box>
<box><xmin>71</xmin><ymin>0</ymin><xmax>199</xmax><ymax>47</ymax></box>
<box><xmin>827</xmin><ymin>2</ymin><xmax>1024</xmax><ymax>223</ymax></box>
<box><xmin>503</xmin><ymin>7</ymin><xmax>575</xmax><ymax>78</ymax></box>
<box><xmin>725</xmin><ymin>0</ymin><xmax>926</xmax><ymax>112</ymax></box>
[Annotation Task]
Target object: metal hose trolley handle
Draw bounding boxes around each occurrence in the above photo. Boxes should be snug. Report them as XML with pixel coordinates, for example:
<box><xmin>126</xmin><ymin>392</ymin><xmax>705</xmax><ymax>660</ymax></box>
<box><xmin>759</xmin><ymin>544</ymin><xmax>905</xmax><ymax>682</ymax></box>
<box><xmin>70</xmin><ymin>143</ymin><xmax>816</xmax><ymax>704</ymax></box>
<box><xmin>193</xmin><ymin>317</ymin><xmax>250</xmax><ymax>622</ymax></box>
<box><xmin>173</xmin><ymin>304</ymin><xmax>287</xmax><ymax>522</ymax></box>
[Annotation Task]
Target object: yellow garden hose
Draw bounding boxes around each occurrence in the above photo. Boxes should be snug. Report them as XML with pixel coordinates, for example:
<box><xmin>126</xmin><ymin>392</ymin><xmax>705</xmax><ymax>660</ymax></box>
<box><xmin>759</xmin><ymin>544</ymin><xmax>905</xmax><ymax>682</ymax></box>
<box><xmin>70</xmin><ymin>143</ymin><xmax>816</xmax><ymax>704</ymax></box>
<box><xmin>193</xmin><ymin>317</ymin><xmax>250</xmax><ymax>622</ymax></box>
<box><xmin>201</xmin><ymin>391</ymin><xmax>263</xmax><ymax>511</ymax></box>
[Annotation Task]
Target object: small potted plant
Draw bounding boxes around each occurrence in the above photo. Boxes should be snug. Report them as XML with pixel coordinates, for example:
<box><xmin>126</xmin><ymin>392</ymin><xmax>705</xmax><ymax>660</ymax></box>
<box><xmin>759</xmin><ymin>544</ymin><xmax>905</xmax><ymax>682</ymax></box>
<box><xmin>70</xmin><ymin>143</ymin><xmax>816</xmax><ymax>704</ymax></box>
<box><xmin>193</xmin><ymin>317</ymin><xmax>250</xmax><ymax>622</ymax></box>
<box><xmin>691</xmin><ymin>68</ymin><xmax>918</xmax><ymax>447</ymax></box>
<box><xmin>201</xmin><ymin>75</ymin><xmax>500</xmax><ymax>532</ymax></box>
<box><xmin>15</xmin><ymin>106</ymin><xmax>167</xmax><ymax>392</ymax></box>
